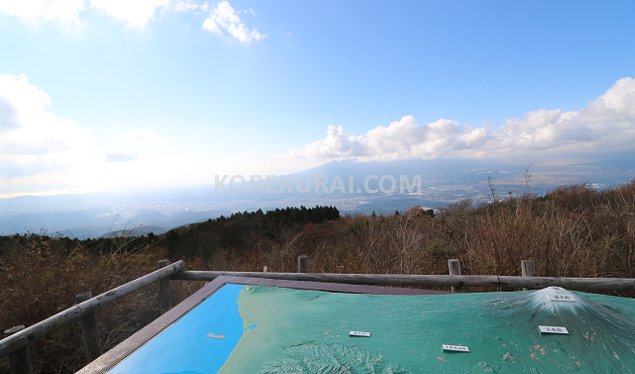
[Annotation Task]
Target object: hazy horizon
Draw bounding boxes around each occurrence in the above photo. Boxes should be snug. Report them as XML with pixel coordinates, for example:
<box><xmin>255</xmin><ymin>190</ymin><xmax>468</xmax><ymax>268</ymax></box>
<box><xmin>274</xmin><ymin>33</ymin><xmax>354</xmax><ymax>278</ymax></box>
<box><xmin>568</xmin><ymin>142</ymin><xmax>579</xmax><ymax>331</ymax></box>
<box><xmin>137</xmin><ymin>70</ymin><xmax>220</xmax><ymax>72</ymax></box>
<box><xmin>1</xmin><ymin>155</ymin><xmax>633</xmax><ymax>238</ymax></box>
<box><xmin>1</xmin><ymin>1</ymin><xmax>635</xmax><ymax>231</ymax></box>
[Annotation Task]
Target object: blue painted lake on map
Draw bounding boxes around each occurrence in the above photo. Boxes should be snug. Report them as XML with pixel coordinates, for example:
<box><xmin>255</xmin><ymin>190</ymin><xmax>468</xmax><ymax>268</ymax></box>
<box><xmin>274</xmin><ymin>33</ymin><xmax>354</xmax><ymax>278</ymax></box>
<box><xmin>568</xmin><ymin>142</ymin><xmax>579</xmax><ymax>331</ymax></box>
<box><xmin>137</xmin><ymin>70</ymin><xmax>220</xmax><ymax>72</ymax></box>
<box><xmin>108</xmin><ymin>284</ymin><xmax>244</xmax><ymax>374</ymax></box>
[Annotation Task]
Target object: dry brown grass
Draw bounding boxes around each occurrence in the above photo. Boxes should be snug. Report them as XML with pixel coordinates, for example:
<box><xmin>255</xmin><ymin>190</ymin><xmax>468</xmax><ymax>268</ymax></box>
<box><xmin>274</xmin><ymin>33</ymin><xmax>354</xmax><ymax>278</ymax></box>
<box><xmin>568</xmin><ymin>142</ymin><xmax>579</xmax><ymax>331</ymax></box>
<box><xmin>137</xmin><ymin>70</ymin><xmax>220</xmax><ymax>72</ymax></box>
<box><xmin>0</xmin><ymin>236</ymin><xmax>199</xmax><ymax>373</ymax></box>
<box><xmin>203</xmin><ymin>182</ymin><xmax>635</xmax><ymax>288</ymax></box>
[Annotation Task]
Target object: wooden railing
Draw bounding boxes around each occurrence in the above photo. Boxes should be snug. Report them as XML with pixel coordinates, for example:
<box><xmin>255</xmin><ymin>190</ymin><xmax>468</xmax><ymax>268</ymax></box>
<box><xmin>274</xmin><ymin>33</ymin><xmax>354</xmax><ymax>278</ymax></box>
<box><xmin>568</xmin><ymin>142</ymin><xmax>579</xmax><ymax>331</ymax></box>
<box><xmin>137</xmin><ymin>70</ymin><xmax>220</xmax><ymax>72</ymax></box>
<box><xmin>171</xmin><ymin>270</ymin><xmax>635</xmax><ymax>291</ymax></box>
<box><xmin>0</xmin><ymin>261</ymin><xmax>185</xmax><ymax>374</ymax></box>
<box><xmin>2</xmin><ymin>257</ymin><xmax>635</xmax><ymax>373</ymax></box>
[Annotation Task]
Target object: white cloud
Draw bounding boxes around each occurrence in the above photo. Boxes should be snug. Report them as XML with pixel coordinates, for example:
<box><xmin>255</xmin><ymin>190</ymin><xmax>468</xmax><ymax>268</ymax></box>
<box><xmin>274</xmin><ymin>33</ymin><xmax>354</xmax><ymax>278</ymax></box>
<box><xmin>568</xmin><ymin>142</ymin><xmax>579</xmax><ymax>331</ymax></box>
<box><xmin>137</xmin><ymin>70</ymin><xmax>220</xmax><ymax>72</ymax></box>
<box><xmin>202</xmin><ymin>1</ymin><xmax>265</xmax><ymax>44</ymax></box>
<box><xmin>291</xmin><ymin>125</ymin><xmax>366</xmax><ymax>159</ymax></box>
<box><xmin>0</xmin><ymin>0</ymin><xmax>269</xmax><ymax>40</ymax></box>
<box><xmin>290</xmin><ymin>116</ymin><xmax>490</xmax><ymax>161</ymax></box>
<box><xmin>90</xmin><ymin>0</ymin><xmax>169</xmax><ymax>28</ymax></box>
<box><xmin>173</xmin><ymin>0</ymin><xmax>208</xmax><ymax>13</ymax></box>
<box><xmin>0</xmin><ymin>0</ymin><xmax>84</xmax><ymax>23</ymax></box>
<box><xmin>290</xmin><ymin>77</ymin><xmax>635</xmax><ymax>162</ymax></box>
<box><xmin>0</xmin><ymin>73</ymin><xmax>96</xmax><ymax>178</ymax></box>
<box><xmin>0</xmin><ymin>0</ymin><xmax>168</xmax><ymax>27</ymax></box>
<box><xmin>0</xmin><ymin>73</ymin><xmax>179</xmax><ymax>196</ymax></box>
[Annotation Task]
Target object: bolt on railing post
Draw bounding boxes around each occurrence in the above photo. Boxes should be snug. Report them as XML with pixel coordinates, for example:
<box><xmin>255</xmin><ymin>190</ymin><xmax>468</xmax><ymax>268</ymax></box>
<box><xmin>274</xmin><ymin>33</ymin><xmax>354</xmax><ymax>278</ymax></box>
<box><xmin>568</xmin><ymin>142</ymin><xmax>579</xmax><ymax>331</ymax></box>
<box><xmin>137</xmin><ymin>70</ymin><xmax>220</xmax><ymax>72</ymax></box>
<box><xmin>521</xmin><ymin>260</ymin><xmax>535</xmax><ymax>291</ymax></box>
<box><xmin>448</xmin><ymin>259</ymin><xmax>462</xmax><ymax>292</ymax></box>
<box><xmin>157</xmin><ymin>259</ymin><xmax>172</xmax><ymax>314</ymax></box>
<box><xmin>75</xmin><ymin>291</ymin><xmax>102</xmax><ymax>361</ymax></box>
<box><xmin>3</xmin><ymin>325</ymin><xmax>33</xmax><ymax>374</ymax></box>
<box><xmin>297</xmin><ymin>255</ymin><xmax>309</xmax><ymax>273</ymax></box>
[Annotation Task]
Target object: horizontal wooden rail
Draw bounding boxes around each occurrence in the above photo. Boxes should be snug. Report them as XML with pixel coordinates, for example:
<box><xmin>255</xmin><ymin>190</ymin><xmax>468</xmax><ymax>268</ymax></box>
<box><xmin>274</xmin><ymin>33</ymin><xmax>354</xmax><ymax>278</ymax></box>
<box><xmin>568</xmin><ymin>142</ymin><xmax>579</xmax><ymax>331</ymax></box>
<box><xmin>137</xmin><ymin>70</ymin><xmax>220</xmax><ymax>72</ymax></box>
<box><xmin>171</xmin><ymin>270</ymin><xmax>635</xmax><ymax>291</ymax></box>
<box><xmin>0</xmin><ymin>260</ymin><xmax>185</xmax><ymax>358</ymax></box>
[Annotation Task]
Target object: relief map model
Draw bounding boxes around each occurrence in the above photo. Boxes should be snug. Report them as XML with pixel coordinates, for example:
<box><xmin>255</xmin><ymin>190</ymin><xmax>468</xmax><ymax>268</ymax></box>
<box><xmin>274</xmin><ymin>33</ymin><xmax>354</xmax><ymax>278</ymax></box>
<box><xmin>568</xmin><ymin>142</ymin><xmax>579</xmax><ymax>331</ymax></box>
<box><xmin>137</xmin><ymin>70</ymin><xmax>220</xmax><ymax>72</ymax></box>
<box><xmin>109</xmin><ymin>284</ymin><xmax>635</xmax><ymax>373</ymax></box>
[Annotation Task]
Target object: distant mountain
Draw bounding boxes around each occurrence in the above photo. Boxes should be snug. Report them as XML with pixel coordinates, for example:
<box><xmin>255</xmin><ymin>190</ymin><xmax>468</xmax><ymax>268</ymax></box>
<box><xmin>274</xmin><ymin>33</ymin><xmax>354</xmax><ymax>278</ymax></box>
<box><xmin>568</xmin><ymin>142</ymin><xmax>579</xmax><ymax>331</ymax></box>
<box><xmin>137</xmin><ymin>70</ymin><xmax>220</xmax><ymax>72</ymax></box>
<box><xmin>101</xmin><ymin>226</ymin><xmax>166</xmax><ymax>238</ymax></box>
<box><xmin>293</xmin><ymin>158</ymin><xmax>509</xmax><ymax>180</ymax></box>
<box><xmin>1</xmin><ymin>157</ymin><xmax>634</xmax><ymax>238</ymax></box>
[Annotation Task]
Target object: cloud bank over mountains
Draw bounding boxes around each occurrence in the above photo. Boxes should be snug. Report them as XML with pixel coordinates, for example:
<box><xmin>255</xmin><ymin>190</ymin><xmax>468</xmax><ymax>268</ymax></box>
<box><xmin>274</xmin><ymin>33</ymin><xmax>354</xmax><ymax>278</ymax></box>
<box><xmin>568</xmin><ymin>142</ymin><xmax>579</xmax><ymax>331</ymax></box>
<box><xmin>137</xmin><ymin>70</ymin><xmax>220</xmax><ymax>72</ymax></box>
<box><xmin>0</xmin><ymin>0</ymin><xmax>263</xmax><ymax>44</ymax></box>
<box><xmin>1</xmin><ymin>69</ymin><xmax>634</xmax><ymax>196</ymax></box>
<box><xmin>290</xmin><ymin>78</ymin><xmax>635</xmax><ymax>162</ymax></box>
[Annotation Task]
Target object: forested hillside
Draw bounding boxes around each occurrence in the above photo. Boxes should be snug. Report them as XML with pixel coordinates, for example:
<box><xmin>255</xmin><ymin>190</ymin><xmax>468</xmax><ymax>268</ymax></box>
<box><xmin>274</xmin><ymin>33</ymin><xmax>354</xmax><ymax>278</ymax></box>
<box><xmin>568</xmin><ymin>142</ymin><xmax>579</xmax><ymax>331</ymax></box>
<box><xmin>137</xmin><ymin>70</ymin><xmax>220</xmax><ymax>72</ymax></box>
<box><xmin>1</xmin><ymin>183</ymin><xmax>635</xmax><ymax>372</ymax></box>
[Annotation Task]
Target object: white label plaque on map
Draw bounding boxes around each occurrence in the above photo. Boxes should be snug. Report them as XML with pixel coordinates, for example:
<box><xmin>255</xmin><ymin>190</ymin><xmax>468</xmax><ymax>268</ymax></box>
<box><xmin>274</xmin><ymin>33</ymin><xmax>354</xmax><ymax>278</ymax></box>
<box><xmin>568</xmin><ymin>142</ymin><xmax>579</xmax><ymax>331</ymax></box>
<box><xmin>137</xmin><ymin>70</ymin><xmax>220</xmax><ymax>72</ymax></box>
<box><xmin>442</xmin><ymin>344</ymin><xmax>470</xmax><ymax>352</ymax></box>
<box><xmin>349</xmin><ymin>331</ymin><xmax>371</xmax><ymax>337</ymax></box>
<box><xmin>549</xmin><ymin>293</ymin><xmax>576</xmax><ymax>302</ymax></box>
<box><xmin>538</xmin><ymin>325</ymin><xmax>569</xmax><ymax>334</ymax></box>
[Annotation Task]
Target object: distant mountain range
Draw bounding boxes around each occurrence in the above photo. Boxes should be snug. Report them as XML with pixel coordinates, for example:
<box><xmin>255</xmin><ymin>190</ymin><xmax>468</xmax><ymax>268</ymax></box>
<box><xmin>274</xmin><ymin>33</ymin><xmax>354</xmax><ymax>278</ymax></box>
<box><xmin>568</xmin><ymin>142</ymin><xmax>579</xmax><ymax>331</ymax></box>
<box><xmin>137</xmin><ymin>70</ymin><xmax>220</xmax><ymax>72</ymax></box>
<box><xmin>1</xmin><ymin>157</ymin><xmax>633</xmax><ymax>238</ymax></box>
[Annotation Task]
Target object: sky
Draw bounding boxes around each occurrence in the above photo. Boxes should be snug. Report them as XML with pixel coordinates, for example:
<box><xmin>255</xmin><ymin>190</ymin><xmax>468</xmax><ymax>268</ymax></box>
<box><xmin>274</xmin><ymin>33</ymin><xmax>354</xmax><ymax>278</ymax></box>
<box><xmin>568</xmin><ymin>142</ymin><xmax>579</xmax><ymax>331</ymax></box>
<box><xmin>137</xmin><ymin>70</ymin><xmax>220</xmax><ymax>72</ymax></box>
<box><xmin>1</xmin><ymin>0</ymin><xmax>635</xmax><ymax>198</ymax></box>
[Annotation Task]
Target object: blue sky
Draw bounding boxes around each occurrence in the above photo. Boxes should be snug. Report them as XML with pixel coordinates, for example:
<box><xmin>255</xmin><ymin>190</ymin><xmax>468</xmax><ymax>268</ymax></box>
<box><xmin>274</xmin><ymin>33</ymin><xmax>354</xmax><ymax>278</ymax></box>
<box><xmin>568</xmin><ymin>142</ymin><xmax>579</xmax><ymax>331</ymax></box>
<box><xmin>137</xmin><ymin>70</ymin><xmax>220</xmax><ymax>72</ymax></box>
<box><xmin>1</xmin><ymin>0</ymin><xmax>634</xmax><ymax>197</ymax></box>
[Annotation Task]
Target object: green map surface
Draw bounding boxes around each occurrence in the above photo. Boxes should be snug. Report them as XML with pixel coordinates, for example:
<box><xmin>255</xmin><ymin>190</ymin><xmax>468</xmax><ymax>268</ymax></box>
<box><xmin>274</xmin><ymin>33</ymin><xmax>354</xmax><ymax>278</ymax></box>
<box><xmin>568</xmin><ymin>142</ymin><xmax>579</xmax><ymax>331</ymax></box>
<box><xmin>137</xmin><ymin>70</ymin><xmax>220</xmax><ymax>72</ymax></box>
<box><xmin>220</xmin><ymin>286</ymin><xmax>635</xmax><ymax>373</ymax></box>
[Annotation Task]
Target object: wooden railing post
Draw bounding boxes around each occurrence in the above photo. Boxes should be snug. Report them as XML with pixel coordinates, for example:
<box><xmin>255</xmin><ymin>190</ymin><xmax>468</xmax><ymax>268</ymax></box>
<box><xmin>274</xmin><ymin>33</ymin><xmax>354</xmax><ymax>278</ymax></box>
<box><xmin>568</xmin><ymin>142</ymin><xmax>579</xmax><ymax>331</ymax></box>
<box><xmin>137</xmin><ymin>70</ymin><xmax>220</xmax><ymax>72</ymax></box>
<box><xmin>448</xmin><ymin>259</ymin><xmax>461</xmax><ymax>292</ymax></box>
<box><xmin>75</xmin><ymin>291</ymin><xmax>102</xmax><ymax>361</ymax></box>
<box><xmin>157</xmin><ymin>259</ymin><xmax>172</xmax><ymax>315</ymax></box>
<box><xmin>521</xmin><ymin>260</ymin><xmax>535</xmax><ymax>291</ymax></box>
<box><xmin>297</xmin><ymin>255</ymin><xmax>308</xmax><ymax>273</ymax></box>
<box><xmin>4</xmin><ymin>325</ymin><xmax>33</xmax><ymax>374</ymax></box>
